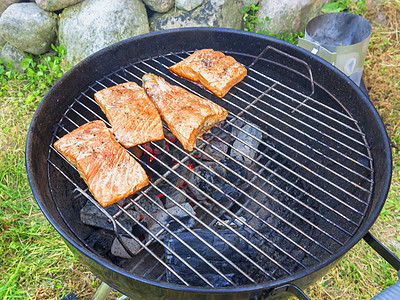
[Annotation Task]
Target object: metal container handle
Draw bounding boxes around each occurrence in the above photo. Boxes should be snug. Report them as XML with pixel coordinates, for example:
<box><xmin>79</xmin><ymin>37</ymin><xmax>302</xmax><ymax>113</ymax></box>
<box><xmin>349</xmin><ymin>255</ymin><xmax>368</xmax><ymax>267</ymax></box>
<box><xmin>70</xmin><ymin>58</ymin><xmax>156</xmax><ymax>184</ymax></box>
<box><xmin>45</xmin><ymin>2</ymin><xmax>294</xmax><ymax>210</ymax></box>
<box><xmin>269</xmin><ymin>283</ymin><xmax>310</xmax><ymax>300</ymax></box>
<box><xmin>297</xmin><ymin>38</ymin><xmax>337</xmax><ymax>67</ymax></box>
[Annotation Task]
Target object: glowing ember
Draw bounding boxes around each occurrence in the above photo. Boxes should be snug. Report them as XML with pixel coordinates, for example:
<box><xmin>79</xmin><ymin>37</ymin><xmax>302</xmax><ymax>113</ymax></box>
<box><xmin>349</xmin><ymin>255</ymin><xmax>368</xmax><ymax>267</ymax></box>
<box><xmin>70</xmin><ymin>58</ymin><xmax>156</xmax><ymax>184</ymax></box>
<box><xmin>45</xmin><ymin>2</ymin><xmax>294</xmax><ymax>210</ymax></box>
<box><xmin>165</xmin><ymin>132</ymin><xmax>176</xmax><ymax>143</ymax></box>
<box><xmin>143</xmin><ymin>143</ymin><xmax>161</xmax><ymax>155</ymax></box>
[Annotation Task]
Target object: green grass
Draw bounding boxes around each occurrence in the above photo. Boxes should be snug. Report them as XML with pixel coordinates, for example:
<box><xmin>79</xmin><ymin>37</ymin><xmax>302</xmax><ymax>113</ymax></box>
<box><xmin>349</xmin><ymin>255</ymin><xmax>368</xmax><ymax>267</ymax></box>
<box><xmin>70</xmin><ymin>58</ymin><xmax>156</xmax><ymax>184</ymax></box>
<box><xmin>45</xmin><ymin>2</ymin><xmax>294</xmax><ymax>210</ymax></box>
<box><xmin>0</xmin><ymin>46</ymin><xmax>100</xmax><ymax>299</ymax></box>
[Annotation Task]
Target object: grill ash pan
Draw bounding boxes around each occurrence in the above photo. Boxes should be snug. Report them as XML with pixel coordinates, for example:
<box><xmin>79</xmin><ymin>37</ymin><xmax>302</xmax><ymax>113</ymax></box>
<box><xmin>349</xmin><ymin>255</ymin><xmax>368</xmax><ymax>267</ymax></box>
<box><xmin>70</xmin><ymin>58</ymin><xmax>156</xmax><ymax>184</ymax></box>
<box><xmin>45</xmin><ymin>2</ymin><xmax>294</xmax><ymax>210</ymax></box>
<box><xmin>26</xmin><ymin>28</ymin><xmax>393</xmax><ymax>299</ymax></box>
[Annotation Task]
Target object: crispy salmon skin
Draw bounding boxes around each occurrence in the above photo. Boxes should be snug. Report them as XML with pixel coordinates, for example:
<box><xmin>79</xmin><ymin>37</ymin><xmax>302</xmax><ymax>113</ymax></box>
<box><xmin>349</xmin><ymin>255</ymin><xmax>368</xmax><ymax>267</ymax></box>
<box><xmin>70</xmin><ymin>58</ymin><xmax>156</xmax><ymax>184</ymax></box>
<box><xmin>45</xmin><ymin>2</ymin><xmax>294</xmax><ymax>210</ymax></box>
<box><xmin>94</xmin><ymin>82</ymin><xmax>164</xmax><ymax>148</ymax></box>
<box><xmin>54</xmin><ymin>120</ymin><xmax>149</xmax><ymax>207</ymax></box>
<box><xmin>169</xmin><ymin>49</ymin><xmax>247</xmax><ymax>98</ymax></box>
<box><xmin>142</xmin><ymin>73</ymin><xmax>228</xmax><ymax>151</ymax></box>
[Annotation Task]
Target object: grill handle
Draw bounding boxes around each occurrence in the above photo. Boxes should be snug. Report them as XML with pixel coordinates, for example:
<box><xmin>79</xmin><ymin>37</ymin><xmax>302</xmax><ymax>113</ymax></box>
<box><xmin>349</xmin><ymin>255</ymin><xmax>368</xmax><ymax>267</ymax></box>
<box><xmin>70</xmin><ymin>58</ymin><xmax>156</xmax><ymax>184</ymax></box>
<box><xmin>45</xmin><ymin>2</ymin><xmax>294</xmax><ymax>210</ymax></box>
<box><xmin>363</xmin><ymin>232</ymin><xmax>400</xmax><ymax>299</ymax></box>
<box><xmin>268</xmin><ymin>283</ymin><xmax>310</xmax><ymax>300</ymax></box>
<box><xmin>248</xmin><ymin>45</ymin><xmax>315</xmax><ymax>98</ymax></box>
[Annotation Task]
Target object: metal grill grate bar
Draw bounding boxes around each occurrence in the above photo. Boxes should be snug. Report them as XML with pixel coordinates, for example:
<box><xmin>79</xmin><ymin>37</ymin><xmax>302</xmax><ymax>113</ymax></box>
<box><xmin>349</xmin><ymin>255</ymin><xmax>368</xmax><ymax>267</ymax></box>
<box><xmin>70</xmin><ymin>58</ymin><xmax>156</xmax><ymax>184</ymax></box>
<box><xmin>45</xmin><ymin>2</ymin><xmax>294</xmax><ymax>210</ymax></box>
<box><xmin>85</xmin><ymin>68</ymin><xmax>367</xmax><ymax>241</ymax></box>
<box><xmin>168</xmin><ymin>52</ymin><xmax>371</xmax><ymax>158</ymax></box>
<box><xmin>47</xmin><ymin>151</ymin><xmax>193</xmax><ymax>286</ymax></box>
<box><xmin>53</xmin><ymin>117</ymin><xmax>266</xmax><ymax>286</ymax></box>
<box><xmin>63</xmin><ymin>84</ymin><xmax>298</xmax><ymax>281</ymax></box>
<box><xmin>129</xmin><ymin>60</ymin><xmax>372</xmax><ymax>207</ymax></box>
<box><xmin>144</xmin><ymin>137</ymin><xmax>326</xmax><ymax>261</ymax></box>
<box><xmin>100</xmin><ymin>73</ymin><xmax>356</xmax><ymax>240</ymax></box>
<box><xmin>235</xmin><ymin>81</ymin><xmax>373</xmax><ymax>168</ymax></box>
<box><xmin>55</xmin><ymin>108</ymin><xmax>320</xmax><ymax>275</ymax></box>
<box><xmin>76</xmin><ymin>86</ymin><xmax>367</xmax><ymax>229</ymax></box>
<box><xmin>47</xmin><ymin>48</ymin><xmax>375</xmax><ymax>288</ymax></box>
<box><xmin>244</xmin><ymin>70</ymin><xmax>371</xmax><ymax>152</ymax></box>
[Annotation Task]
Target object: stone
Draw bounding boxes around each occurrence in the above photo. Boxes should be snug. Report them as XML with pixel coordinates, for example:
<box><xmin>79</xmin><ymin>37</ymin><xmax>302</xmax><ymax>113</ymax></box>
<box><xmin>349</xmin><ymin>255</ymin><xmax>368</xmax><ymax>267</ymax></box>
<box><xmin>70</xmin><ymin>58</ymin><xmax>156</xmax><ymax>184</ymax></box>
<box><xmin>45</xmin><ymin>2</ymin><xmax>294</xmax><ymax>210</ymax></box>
<box><xmin>0</xmin><ymin>35</ymin><xmax>6</xmax><ymax>48</ymax></box>
<box><xmin>0</xmin><ymin>3</ymin><xmax>57</xmax><ymax>55</ymax></box>
<box><xmin>0</xmin><ymin>0</ymin><xmax>24</xmax><ymax>17</ymax></box>
<box><xmin>146</xmin><ymin>202</ymin><xmax>196</xmax><ymax>241</ymax></box>
<box><xmin>35</xmin><ymin>0</ymin><xmax>84</xmax><ymax>11</ymax></box>
<box><xmin>80</xmin><ymin>201</ymin><xmax>140</xmax><ymax>232</ymax></box>
<box><xmin>243</xmin><ymin>0</ymin><xmax>259</xmax><ymax>7</ymax></box>
<box><xmin>255</xmin><ymin>0</ymin><xmax>327</xmax><ymax>35</ymax></box>
<box><xmin>176</xmin><ymin>0</ymin><xmax>204</xmax><ymax>11</ymax></box>
<box><xmin>150</xmin><ymin>0</ymin><xmax>244</xmax><ymax>31</ymax></box>
<box><xmin>59</xmin><ymin>0</ymin><xmax>149</xmax><ymax>66</ymax></box>
<box><xmin>230</xmin><ymin>123</ymin><xmax>263</xmax><ymax>166</ymax></box>
<box><xmin>111</xmin><ymin>235</ymin><xmax>142</xmax><ymax>258</ymax></box>
<box><xmin>143</xmin><ymin>0</ymin><xmax>174</xmax><ymax>13</ymax></box>
<box><xmin>0</xmin><ymin>42</ymin><xmax>27</xmax><ymax>73</ymax></box>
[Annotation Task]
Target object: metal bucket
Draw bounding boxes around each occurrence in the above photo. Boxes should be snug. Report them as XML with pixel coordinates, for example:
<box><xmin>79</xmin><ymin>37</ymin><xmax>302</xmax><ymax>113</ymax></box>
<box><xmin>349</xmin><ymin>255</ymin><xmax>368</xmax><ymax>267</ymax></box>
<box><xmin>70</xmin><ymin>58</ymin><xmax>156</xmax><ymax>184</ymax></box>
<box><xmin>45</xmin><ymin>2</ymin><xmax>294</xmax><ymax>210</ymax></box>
<box><xmin>298</xmin><ymin>12</ymin><xmax>372</xmax><ymax>86</ymax></box>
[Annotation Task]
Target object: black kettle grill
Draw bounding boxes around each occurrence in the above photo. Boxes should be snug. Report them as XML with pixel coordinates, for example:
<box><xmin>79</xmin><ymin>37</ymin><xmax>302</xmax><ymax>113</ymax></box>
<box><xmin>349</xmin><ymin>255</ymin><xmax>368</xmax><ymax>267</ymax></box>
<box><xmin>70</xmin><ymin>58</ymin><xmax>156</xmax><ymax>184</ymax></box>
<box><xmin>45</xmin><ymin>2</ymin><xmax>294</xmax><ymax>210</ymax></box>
<box><xmin>26</xmin><ymin>28</ymin><xmax>400</xmax><ymax>299</ymax></box>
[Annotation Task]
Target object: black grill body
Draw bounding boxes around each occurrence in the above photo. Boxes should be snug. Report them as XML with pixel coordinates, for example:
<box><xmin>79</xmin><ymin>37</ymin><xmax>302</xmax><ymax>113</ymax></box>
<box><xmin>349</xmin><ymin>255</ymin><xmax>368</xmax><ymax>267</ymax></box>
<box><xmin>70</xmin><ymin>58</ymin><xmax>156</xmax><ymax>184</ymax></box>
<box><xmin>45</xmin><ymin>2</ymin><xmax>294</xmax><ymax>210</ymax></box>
<box><xmin>26</xmin><ymin>28</ymin><xmax>391</xmax><ymax>299</ymax></box>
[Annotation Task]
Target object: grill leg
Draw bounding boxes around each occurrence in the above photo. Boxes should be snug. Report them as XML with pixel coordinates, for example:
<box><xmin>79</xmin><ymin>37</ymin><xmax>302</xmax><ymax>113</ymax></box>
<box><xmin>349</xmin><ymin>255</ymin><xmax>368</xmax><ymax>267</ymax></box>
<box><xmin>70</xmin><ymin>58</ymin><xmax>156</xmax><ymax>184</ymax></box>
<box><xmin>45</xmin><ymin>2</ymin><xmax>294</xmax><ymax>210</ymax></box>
<box><xmin>92</xmin><ymin>282</ymin><xmax>112</xmax><ymax>300</ymax></box>
<box><xmin>363</xmin><ymin>232</ymin><xmax>400</xmax><ymax>271</ymax></box>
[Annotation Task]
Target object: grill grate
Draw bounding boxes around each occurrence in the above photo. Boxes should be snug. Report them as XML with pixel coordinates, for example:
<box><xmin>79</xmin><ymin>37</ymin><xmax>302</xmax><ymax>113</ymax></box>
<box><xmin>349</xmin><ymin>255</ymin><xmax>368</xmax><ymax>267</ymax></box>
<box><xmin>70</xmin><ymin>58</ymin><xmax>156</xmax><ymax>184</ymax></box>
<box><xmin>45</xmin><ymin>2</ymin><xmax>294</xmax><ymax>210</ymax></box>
<box><xmin>47</xmin><ymin>47</ymin><xmax>373</xmax><ymax>288</ymax></box>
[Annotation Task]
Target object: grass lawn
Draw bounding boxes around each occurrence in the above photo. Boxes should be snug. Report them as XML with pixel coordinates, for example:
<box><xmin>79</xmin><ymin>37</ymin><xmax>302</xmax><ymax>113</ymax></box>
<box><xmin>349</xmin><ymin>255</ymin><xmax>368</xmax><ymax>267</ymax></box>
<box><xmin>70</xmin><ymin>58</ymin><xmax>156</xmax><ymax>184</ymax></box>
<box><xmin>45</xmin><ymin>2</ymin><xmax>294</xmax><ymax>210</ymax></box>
<box><xmin>0</xmin><ymin>1</ymin><xmax>399</xmax><ymax>299</ymax></box>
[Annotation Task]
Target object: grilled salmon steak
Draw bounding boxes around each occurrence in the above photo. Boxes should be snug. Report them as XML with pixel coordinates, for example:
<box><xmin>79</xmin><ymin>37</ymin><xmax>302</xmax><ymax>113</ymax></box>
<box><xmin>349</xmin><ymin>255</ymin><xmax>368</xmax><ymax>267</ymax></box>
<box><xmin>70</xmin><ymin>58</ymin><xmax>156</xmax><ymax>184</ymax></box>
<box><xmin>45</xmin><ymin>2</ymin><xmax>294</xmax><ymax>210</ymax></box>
<box><xmin>54</xmin><ymin>120</ymin><xmax>149</xmax><ymax>207</ymax></box>
<box><xmin>142</xmin><ymin>73</ymin><xmax>228</xmax><ymax>151</ymax></box>
<box><xmin>169</xmin><ymin>49</ymin><xmax>247</xmax><ymax>98</ymax></box>
<box><xmin>94</xmin><ymin>82</ymin><xmax>164</xmax><ymax>148</ymax></box>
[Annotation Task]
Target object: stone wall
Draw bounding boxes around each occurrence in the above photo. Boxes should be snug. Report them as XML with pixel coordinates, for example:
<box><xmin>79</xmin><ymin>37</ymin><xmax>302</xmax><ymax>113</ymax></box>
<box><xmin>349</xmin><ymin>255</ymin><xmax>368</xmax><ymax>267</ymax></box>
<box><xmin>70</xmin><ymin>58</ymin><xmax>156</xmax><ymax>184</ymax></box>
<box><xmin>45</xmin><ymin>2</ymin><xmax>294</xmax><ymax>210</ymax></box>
<box><xmin>0</xmin><ymin>0</ymin><xmax>329</xmax><ymax>70</ymax></box>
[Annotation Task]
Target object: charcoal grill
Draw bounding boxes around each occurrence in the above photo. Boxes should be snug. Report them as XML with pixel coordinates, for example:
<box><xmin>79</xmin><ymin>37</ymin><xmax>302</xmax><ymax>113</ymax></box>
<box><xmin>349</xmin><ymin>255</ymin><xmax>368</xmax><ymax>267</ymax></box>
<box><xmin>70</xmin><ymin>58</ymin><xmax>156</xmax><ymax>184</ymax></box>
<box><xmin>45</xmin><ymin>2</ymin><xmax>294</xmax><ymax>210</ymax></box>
<box><xmin>26</xmin><ymin>28</ymin><xmax>397</xmax><ymax>299</ymax></box>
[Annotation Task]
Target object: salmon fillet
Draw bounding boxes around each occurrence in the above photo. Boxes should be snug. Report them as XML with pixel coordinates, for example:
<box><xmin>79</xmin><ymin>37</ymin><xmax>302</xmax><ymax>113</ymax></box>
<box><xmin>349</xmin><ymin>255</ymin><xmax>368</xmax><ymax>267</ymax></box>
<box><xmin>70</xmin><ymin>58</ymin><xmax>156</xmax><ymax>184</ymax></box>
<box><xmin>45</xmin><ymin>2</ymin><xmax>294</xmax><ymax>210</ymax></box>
<box><xmin>142</xmin><ymin>73</ymin><xmax>228</xmax><ymax>151</ymax></box>
<box><xmin>169</xmin><ymin>49</ymin><xmax>247</xmax><ymax>98</ymax></box>
<box><xmin>94</xmin><ymin>82</ymin><xmax>164</xmax><ymax>148</ymax></box>
<box><xmin>54</xmin><ymin>120</ymin><xmax>149</xmax><ymax>207</ymax></box>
